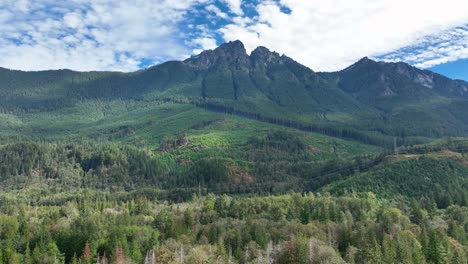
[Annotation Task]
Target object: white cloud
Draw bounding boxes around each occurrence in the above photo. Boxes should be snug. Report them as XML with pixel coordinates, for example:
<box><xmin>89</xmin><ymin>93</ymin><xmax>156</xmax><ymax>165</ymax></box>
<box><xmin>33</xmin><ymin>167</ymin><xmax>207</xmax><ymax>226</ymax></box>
<box><xmin>14</xmin><ymin>0</ymin><xmax>31</xmax><ymax>13</ymax></box>
<box><xmin>206</xmin><ymin>5</ymin><xmax>229</xmax><ymax>19</ymax></box>
<box><xmin>221</xmin><ymin>0</ymin><xmax>243</xmax><ymax>16</ymax></box>
<box><xmin>218</xmin><ymin>0</ymin><xmax>468</xmax><ymax>71</ymax></box>
<box><xmin>191</xmin><ymin>37</ymin><xmax>218</xmax><ymax>50</ymax></box>
<box><xmin>380</xmin><ymin>26</ymin><xmax>468</xmax><ymax>69</ymax></box>
<box><xmin>2</xmin><ymin>0</ymin><xmax>468</xmax><ymax>72</ymax></box>
<box><xmin>63</xmin><ymin>12</ymin><xmax>82</xmax><ymax>29</ymax></box>
<box><xmin>0</xmin><ymin>0</ymin><xmax>209</xmax><ymax>71</ymax></box>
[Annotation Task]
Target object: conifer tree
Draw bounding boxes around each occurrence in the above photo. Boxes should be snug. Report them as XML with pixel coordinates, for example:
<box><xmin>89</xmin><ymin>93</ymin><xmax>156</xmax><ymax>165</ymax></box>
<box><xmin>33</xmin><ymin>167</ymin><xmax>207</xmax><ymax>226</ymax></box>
<box><xmin>382</xmin><ymin>234</ymin><xmax>397</xmax><ymax>263</ymax></box>
<box><xmin>81</xmin><ymin>241</ymin><xmax>92</xmax><ymax>263</ymax></box>
<box><xmin>23</xmin><ymin>242</ymin><xmax>32</xmax><ymax>264</ymax></box>
<box><xmin>113</xmin><ymin>246</ymin><xmax>126</xmax><ymax>264</ymax></box>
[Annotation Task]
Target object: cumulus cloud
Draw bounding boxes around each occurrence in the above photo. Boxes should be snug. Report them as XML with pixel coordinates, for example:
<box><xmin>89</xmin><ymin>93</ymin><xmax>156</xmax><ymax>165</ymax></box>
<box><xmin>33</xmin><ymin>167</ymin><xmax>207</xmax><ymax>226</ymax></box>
<box><xmin>206</xmin><ymin>5</ymin><xmax>229</xmax><ymax>19</ymax></box>
<box><xmin>218</xmin><ymin>0</ymin><xmax>468</xmax><ymax>71</ymax></box>
<box><xmin>0</xmin><ymin>0</ymin><xmax>208</xmax><ymax>71</ymax></box>
<box><xmin>221</xmin><ymin>0</ymin><xmax>243</xmax><ymax>16</ymax></box>
<box><xmin>1</xmin><ymin>0</ymin><xmax>468</xmax><ymax>72</ymax></box>
<box><xmin>380</xmin><ymin>26</ymin><xmax>468</xmax><ymax>69</ymax></box>
<box><xmin>189</xmin><ymin>37</ymin><xmax>218</xmax><ymax>54</ymax></box>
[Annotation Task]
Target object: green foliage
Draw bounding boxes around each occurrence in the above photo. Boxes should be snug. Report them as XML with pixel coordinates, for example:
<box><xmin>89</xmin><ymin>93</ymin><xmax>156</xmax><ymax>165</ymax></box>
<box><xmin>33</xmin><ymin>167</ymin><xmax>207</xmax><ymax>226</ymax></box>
<box><xmin>0</xmin><ymin>191</ymin><xmax>466</xmax><ymax>263</ymax></box>
<box><xmin>1</xmin><ymin>42</ymin><xmax>468</xmax><ymax>263</ymax></box>
<box><xmin>322</xmin><ymin>155</ymin><xmax>468</xmax><ymax>208</ymax></box>
<box><xmin>2</xmin><ymin>45</ymin><xmax>468</xmax><ymax>149</ymax></box>
<box><xmin>189</xmin><ymin>158</ymin><xmax>229</xmax><ymax>187</ymax></box>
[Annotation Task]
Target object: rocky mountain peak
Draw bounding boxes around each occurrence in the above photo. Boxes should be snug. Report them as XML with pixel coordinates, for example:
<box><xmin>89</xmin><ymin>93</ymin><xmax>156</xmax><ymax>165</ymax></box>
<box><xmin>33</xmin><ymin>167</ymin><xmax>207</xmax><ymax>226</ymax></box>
<box><xmin>356</xmin><ymin>56</ymin><xmax>377</xmax><ymax>65</ymax></box>
<box><xmin>250</xmin><ymin>46</ymin><xmax>282</xmax><ymax>65</ymax></box>
<box><xmin>218</xmin><ymin>40</ymin><xmax>247</xmax><ymax>55</ymax></box>
<box><xmin>184</xmin><ymin>40</ymin><xmax>248</xmax><ymax>68</ymax></box>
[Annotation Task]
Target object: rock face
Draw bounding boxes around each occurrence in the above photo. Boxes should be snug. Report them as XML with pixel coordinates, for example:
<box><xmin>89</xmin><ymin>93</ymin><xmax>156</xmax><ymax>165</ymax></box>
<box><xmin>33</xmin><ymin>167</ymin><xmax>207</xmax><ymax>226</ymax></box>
<box><xmin>393</xmin><ymin>62</ymin><xmax>434</xmax><ymax>89</ymax></box>
<box><xmin>250</xmin><ymin>46</ymin><xmax>282</xmax><ymax>66</ymax></box>
<box><xmin>183</xmin><ymin>40</ymin><xmax>249</xmax><ymax>69</ymax></box>
<box><xmin>384</xmin><ymin>60</ymin><xmax>468</xmax><ymax>98</ymax></box>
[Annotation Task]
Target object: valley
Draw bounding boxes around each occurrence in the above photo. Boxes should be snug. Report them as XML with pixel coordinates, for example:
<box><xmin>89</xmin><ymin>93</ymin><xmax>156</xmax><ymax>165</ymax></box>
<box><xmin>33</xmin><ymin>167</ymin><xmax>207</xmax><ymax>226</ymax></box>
<box><xmin>0</xmin><ymin>41</ymin><xmax>467</xmax><ymax>263</ymax></box>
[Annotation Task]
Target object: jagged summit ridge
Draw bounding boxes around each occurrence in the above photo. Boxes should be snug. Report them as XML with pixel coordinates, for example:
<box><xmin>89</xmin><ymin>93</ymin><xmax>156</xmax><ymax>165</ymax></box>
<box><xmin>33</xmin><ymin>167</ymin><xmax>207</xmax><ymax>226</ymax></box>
<box><xmin>184</xmin><ymin>40</ymin><xmax>249</xmax><ymax>68</ymax></box>
<box><xmin>181</xmin><ymin>40</ymin><xmax>468</xmax><ymax>100</ymax></box>
<box><xmin>184</xmin><ymin>40</ymin><xmax>292</xmax><ymax>69</ymax></box>
<box><xmin>250</xmin><ymin>46</ymin><xmax>283</xmax><ymax>67</ymax></box>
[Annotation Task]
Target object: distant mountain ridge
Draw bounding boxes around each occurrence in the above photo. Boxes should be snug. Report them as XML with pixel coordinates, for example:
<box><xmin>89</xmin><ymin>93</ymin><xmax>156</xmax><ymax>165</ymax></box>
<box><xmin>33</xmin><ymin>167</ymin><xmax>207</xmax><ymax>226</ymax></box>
<box><xmin>322</xmin><ymin>56</ymin><xmax>468</xmax><ymax>101</ymax></box>
<box><xmin>1</xmin><ymin>40</ymin><xmax>468</xmax><ymax>143</ymax></box>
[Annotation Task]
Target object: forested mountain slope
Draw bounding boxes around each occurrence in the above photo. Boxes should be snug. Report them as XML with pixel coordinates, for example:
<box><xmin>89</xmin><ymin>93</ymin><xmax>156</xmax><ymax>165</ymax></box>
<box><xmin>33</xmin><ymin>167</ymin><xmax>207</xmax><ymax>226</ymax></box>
<box><xmin>2</xmin><ymin>40</ymin><xmax>468</xmax><ymax>200</ymax></box>
<box><xmin>1</xmin><ymin>41</ymin><xmax>468</xmax><ymax>263</ymax></box>
<box><xmin>2</xmin><ymin>41</ymin><xmax>468</xmax><ymax>147</ymax></box>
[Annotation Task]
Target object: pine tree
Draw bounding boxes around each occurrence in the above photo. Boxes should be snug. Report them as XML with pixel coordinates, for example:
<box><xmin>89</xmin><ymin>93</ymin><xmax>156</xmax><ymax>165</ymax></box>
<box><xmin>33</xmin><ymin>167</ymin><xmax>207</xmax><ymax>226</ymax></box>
<box><xmin>8</xmin><ymin>252</ymin><xmax>20</xmax><ymax>264</ymax></box>
<box><xmin>113</xmin><ymin>246</ymin><xmax>126</xmax><ymax>264</ymax></box>
<box><xmin>344</xmin><ymin>246</ymin><xmax>358</xmax><ymax>264</ymax></box>
<box><xmin>426</xmin><ymin>231</ymin><xmax>447</xmax><ymax>264</ymax></box>
<box><xmin>81</xmin><ymin>241</ymin><xmax>92</xmax><ymax>262</ymax></box>
<box><xmin>215</xmin><ymin>239</ymin><xmax>228</xmax><ymax>263</ymax></box>
<box><xmin>395</xmin><ymin>230</ymin><xmax>424</xmax><ymax>264</ymax></box>
<box><xmin>367</xmin><ymin>238</ymin><xmax>383</xmax><ymax>264</ymax></box>
<box><xmin>382</xmin><ymin>234</ymin><xmax>397</xmax><ymax>264</ymax></box>
<box><xmin>71</xmin><ymin>253</ymin><xmax>79</xmax><ymax>264</ymax></box>
<box><xmin>300</xmin><ymin>205</ymin><xmax>310</xmax><ymax>224</ymax></box>
<box><xmin>130</xmin><ymin>240</ymin><xmax>142</xmax><ymax>264</ymax></box>
<box><xmin>23</xmin><ymin>242</ymin><xmax>32</xmax><ymax>264</ymax></box>
<box><xmin>32</xmin><ymin>245</ymin><xmax>42</xmax><ymax>264</ymax></box>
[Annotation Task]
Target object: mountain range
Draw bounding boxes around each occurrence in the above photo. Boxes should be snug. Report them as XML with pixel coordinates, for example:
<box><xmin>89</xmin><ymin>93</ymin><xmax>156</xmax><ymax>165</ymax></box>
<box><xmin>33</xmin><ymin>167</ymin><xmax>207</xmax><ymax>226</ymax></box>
<box><xmin>1</xmin><ymin>39</ymin><xmax>468</xmax><ymax>211</ymax></box>
<box><xmin>2</xmin><ymin>31</ymin><xmax>468</xmax><ymax>264</ymax></box>
<box><xmin>2</xmin><ymin>40</ymin><xmax>468</xmax><ymax>147</ymax></box>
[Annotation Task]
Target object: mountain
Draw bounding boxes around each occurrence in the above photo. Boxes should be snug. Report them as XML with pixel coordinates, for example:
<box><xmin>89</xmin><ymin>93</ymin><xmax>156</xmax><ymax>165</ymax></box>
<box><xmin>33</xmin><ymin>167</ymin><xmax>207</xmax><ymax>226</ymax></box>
<box><xmin>1</xmin><ymin>40</ymin><xmax>468</xmax><ymax>144</ymax></box>
<box><xmin>181</xmin><ymin>41</ymin><xmax>362</xmax><ymax>113</ymax></box>
<box><xmin>321</xmin><ymin>57</ymin><xmax>468</xmax><ymax>138</ymax></box>
<box><xmin>0</xmin><ymin>41</ymin><xmax>366</xmax><ymax>121</ymax></box>
<box><xmin>2</xmin><ymin>41</ymin><xmax>468</xmax><ymax>264</ymax></box>
<box><xmin>3</xmin><ymin>39</ymin><xmax>468</xmax><ymax>197</ymax></box>
<box><xmin>321</xmin><ymin>57</ymin><xmax>468</xmax><ymax>106</ymax></box>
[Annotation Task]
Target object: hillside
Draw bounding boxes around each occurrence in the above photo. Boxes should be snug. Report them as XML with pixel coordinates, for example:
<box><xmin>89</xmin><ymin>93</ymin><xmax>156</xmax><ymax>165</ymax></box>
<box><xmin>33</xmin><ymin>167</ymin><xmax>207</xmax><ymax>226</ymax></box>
<box><xmin>2</xmin><ymin>41</ymin><xmax>468</xmax><ymax>149</ymax></box>
<box><xmin>321</xmin><ymin>57</ymin><xmax>468</xmax><ymax>137</ymax></box>
<box><xmin>1</xmin><ymin>41</ymin><xmax>468</xmax><ymax>263</ymax></box>
<box><xmin>2</xmin><ymin>40</ymin><xmax>468</xmax><ymax>197</ymax></box>
<box><xmin>0</xmin><ymin>125</ymin><xmax>381</xmax><ymax>198</ymax></box>
<box><xmin>321</xmin><ymin>140</ymin><xmax>468</xmax><ymax>207</ymax></box>
<box><xmin>1</xmin><ymin>136</ymin><xmax>467</xmax><ymax>263</ymax></box>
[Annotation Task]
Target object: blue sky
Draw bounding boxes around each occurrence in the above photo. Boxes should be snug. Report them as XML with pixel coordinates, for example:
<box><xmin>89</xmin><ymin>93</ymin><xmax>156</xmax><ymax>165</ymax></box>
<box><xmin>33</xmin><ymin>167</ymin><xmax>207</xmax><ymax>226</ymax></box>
<box><xmin>0</xmin><ymin>0</ymin><xmax>467</xmax><ymax>81</ymax></box>
<box><xmin>429</xmin><ymin>59</ymin><xmax>468</xmax><ymax>81</ymax></box>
